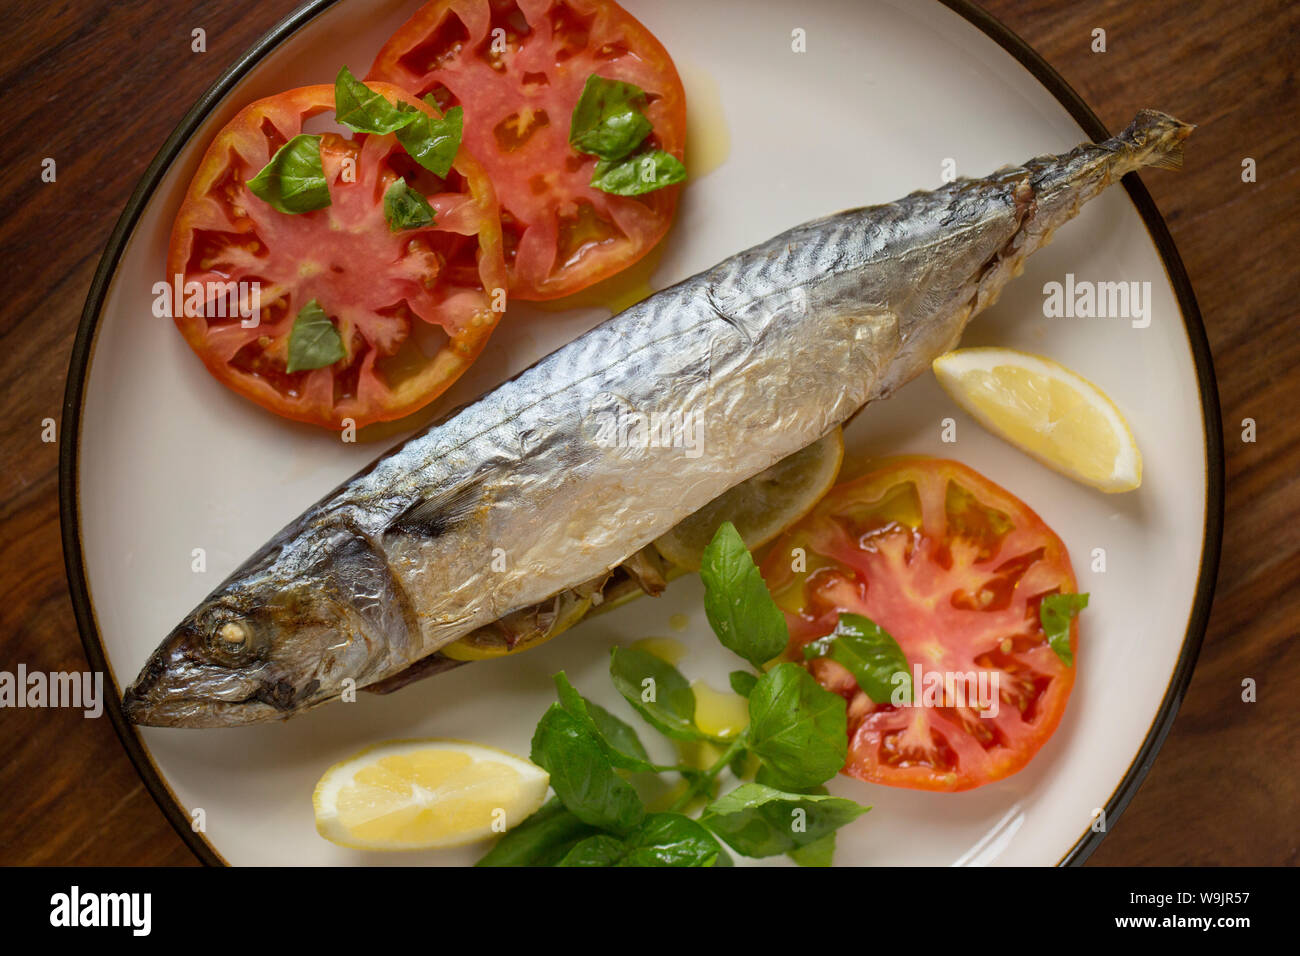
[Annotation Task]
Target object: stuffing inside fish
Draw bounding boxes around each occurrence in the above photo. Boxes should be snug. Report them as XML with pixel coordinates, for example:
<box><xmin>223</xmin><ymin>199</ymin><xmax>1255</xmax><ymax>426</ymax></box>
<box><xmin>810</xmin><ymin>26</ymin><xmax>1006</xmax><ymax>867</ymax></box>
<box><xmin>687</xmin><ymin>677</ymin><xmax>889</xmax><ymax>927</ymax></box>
<box><xmin>124</xmin><ymin>110</ymin><xmax>1192</xmax><ymax>727</ymax></box>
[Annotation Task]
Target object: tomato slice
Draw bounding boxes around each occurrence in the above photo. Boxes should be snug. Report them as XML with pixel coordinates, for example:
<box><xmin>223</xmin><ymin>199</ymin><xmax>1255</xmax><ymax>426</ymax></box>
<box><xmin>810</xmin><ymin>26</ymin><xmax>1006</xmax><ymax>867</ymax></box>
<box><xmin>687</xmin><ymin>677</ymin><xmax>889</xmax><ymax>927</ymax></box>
<box><xmin>368</xmin><ymin>0</ymin><xmax>686</xmax><ymax>300</ymax></box>
<box><xmin>760</xmin><ymin>458</ymin><xmax>1080</xmax><ymax>792</ymax></box>
<box><xmin>167</xmin><ymin>83</ymin><xmax>506</xmax><ymax>429</ymax></box>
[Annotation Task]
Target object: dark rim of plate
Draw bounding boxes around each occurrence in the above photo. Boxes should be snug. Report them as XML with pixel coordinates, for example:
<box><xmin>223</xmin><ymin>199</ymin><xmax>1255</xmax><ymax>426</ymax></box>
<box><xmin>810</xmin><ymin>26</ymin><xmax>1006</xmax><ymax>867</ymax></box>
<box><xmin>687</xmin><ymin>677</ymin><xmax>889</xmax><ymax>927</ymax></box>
<box><xmin>58</xmin><ymin>0</ymin><xmax>1224</xmax><ymax>868</ymax></box>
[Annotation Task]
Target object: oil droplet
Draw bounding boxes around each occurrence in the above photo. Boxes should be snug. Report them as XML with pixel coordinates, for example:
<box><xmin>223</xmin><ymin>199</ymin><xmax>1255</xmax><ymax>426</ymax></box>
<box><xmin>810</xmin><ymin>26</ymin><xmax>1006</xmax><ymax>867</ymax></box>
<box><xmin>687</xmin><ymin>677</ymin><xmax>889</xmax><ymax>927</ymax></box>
<box><xmin>680</xmin><ymin>63</ymin><xmax>730</xmax><ymax>180</ymax></box>
<box><xmin>690</xmin><ymin>680</ymin><xmax>749</xmax><ymax>739</ymax></box>
<box><xmin>668</xmin><ymin>613</ymin><xmax>689</xmax><ymax>632</ymax></box>
<box><xmin>630</xmin><ymin>636</ymin><xmax>687</xmax><ymax>666</ymax></box>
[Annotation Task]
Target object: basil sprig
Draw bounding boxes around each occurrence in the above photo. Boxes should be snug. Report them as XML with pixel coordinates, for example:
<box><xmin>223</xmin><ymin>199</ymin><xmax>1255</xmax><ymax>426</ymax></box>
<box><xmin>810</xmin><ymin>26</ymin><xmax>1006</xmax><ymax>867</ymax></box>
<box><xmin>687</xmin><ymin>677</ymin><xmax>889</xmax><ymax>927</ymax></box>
<box><xmin>246</xmin><ymin>134</ymin><xmax>330</xmax><ymax>214</ymax></box>
<box><xmin>480</xmin><ymin>523</ymin><xmax>870</xmax><ymax>868</ymax></box>
<box><xmin>285</xmin><ymin>299</ymin><xmax>345</xmax><ymax>372</ymax></box>
<box><xmin>569</xmin><ymin>73</ymin><xmax>685</xmax><ymax>195</ymax></box>
<box><xmin>383</xmin><ymin>178</ymin><xmax>435</xmax><ymax>232</ymax></box>
<box><xmin>1041</xmin><ymin>592</ymin><xmax>1089</xmax><ymax>666</ymax></box>
<box><xmin>803</xmin><ymin>612</ymin><xmax>912</xmax><ymax>704</ymax></box>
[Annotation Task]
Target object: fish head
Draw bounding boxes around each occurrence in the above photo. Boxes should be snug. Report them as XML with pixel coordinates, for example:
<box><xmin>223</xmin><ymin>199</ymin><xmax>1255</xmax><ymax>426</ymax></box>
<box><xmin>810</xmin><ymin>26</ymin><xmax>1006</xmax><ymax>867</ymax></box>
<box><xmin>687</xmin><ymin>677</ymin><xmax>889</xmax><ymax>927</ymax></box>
<box><xmin>123</xmin><ymin>523</ymin><xmax>416</xmax><ymax>728</ymax></box>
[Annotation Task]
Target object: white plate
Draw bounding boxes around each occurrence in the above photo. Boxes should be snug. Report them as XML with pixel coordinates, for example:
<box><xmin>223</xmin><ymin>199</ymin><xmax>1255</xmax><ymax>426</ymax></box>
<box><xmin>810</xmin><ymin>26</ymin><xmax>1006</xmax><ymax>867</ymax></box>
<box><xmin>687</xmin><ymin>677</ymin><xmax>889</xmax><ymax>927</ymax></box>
<box><xmin>63</xmin><ymin>0</ymin><xmax>1221</xmax><ymax>866</ymax></box>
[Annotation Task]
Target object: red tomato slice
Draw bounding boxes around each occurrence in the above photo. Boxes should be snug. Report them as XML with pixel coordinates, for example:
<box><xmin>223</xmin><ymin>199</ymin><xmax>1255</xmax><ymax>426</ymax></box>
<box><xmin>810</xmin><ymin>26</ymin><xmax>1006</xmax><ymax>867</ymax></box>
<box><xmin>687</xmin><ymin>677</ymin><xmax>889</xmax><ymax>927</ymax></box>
<box><xmin>368</xmin><ymin>0</ymin><xmax>686</xmax><ymax>300</ymax></box>
<box><xmin>760</xmin><ymin>458</ymin><xmax>1080</xmax><ymax>792</ymax></box>
<box><xmin>167</xmin><ymin>84</ymin><xmax>506</xmax><ymax>429</ymax></box>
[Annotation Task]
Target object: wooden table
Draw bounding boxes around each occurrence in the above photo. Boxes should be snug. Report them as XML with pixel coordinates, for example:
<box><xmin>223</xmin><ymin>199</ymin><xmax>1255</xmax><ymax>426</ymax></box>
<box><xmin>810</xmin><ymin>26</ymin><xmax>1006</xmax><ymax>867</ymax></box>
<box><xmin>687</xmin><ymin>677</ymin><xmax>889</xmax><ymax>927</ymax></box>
<box><xmin>1</xmin><ymin>0</ymin><xmax>1294</xmax><ymax>866</ymax></box>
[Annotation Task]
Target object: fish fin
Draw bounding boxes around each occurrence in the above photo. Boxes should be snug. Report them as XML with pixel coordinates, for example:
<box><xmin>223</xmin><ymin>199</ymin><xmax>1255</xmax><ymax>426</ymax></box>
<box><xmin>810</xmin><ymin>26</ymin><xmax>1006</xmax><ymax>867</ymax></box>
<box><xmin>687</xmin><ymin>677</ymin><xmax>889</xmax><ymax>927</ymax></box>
<box><xmin>387</xmin><ymin>483</ymin><xmax>481</xmax><ymax>537</ymax></box>
<box><xmin>363</xmin><ymin>654</ymin><xmax>465</xmax><ymax>694</ymax></box>
<box><xmin>1147</xmin><ymin>140</ymin><xmax>1185</xmax><ymax>171</ymax></box>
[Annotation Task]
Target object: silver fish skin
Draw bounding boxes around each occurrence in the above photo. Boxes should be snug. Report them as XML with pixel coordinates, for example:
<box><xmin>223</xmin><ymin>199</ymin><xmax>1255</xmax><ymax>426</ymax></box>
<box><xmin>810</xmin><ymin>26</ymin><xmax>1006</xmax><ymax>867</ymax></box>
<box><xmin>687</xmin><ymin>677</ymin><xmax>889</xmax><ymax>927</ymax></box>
<box><xmin>124</xmin><ymin>110</ymin><xmax>1191</xmax><ymax>727</ymax></box>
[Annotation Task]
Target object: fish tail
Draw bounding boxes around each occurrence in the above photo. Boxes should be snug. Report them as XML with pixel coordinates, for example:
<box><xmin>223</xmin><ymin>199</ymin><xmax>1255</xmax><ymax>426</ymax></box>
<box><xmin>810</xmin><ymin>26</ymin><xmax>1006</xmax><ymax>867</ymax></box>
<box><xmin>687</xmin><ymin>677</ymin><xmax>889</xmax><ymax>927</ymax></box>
<box><xmin>1112</xmin><ymin>109</ymin><xmax>1195</xmax><ymax>172</ymax></box>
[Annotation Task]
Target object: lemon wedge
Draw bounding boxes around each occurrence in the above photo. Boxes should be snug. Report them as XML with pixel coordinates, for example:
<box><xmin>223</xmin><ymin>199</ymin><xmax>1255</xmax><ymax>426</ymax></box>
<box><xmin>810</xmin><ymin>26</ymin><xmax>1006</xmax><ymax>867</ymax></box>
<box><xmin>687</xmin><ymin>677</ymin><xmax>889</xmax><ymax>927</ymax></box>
<box><xmin>654</xmin><ymin>427</ymin><xmax>844</xmax><ymax>570</ymax></box>
<box><xmin>313</xmin><ymin>739</ymin><xmax>549</xmax><ymax>851</ymax></box>
<box><xmin>932</xmin><ymin>348</ymin><xmax>1141</xmax><ymax>492</ymax></box>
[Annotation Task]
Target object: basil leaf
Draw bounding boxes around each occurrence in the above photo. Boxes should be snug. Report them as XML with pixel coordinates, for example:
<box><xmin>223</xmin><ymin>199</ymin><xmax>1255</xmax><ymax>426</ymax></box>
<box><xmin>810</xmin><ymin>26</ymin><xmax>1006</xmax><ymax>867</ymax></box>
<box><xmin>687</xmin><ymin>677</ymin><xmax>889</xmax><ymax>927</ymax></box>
<box><xmin>620</xmin><ymin>813</ymin><xmax>721</xmax><ymax>867</ymax></box>
<box><xmin>789</xmin><ymin>831</ymin><xmax>836</xmax><ymax>867</ymax></box>
<box><xmin>556</xmin><ymin>834</ymin><xmax>628</xmax><ymax>867</ymax></box>
<box><xmin>559</xmin><ymin>814</ymin><xmax>721</xmax><ymax>867</ymax></box>
<box><xmin>334</xmin><ymin>66</ymin><xmax>418</xmax><ymax>134</ymax></box>
<box><xmin>754</xmin><ymin>763</ymin><xmax>821</xmax><ymax>794</ymax></box>
<box><xmin>729</xmin><ymin>670</ymin><xmax>758</xmax><ymax>698</ymax></box>
<box><xmin>382</xmin><ymin>177</ymin><xmax>435</xmax><ymax>232</ymax></box>
<box><xmin>553</xmin><ymin>672</ymin><xmax>659</xmax><ymax>772</ymax></box>
<box><xmin>609</xmin><ymin>646</ymin><xmax>709</xmax><ymax>741</ymax></box>
<box><xmin>701</xmin><ymin>522</ymin><xmax>790</xmax><ymax>668</ymax></box>
<box><xmin>476</xmin><ymin>797</ymin><xmax>596</xmax><ymax>867</ymax></box>
<box><xmin>1041</xmin><ymin>592</ymin><xmax>1088</xmax><ymax>667</ymax></box>
<box><xmin>285</xmin><ymin>299</ymin><xmax>345</xmax><ymax>373</ymax></box>
<box><xmin>747</xmin><ymin>663</ymin><xmax>848</xmax><ymax>790</ymax></box>
<box><xmin>246</xmin><ymin>134</ymin><xmax>330</xmax><ymax>214</ymax></box>
<box><xmin>803</xmin><ymin>612</ymin><xmax>912</xmax><ymax>704</ymax></box>
<box><xmin>395</xmin><ymin>104</ymin><xmax>463</xmax><ymax>178</ymax></box>
<box><xmin>529</xmin><ymin>704</ymin><xmax>644</xmax><ymax>835</ymax></box>
<box><xmin>569</xmin><ymin>74</ymin><xmax>653</xmax><ymax>161</ymax></box>
<box><xmin>700</xmin><ymin>783</ymin><xmax>868</xmax><ymax>858</ymax></box>
<box><xmin>590</xmin><ymin>149</ymin><xmax>686</xmax><ymax>196</ymax></box>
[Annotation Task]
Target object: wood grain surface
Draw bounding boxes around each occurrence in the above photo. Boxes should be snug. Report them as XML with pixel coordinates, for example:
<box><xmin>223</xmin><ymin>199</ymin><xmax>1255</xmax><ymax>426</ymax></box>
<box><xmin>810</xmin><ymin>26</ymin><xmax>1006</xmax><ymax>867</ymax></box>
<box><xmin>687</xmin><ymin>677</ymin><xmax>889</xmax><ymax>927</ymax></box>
<box><xmin>0</xmin><ymin>0</ymin><xmax>1294</xmax><ymax>866</ymax></box>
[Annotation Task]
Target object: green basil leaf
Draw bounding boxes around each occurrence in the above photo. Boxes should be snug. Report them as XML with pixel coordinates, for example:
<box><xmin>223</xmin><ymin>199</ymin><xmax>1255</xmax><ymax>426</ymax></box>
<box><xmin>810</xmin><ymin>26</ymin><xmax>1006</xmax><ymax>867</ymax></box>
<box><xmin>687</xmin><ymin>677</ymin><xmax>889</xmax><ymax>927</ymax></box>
<box><xmin>246</xmin><ymin>134</ymin><xmax>330</xmax><ymax>214</ymax></box>
<box><xmin>700</xmin><ymin>783</ymin><xmax>868</xmax><ymax>858</ymax></box>
<box><xmin>729</xmin><ymin>670</ymin><xmax>758</xmax><ymax>698</ymax></box>
<box><xmin>558</xmin><ymin>814</ymin><xmax>721</xmax><ymax>867</ymax></box>
<box><xmin>529</xmin><ymin>704</ymin><xmax>644</xmax><ymax>835</ymax></box>
<box><xmin>747</xmin><ymin>663</ymin><xmax>848</xmax><ymax>790</ymax></box>
<box><xmin>609</xmin><ymin>646</ymin><xmax>709</xmax><ymax>741</ymax></box>
<box><xmin>789</xmin><ymin>831</ymin><xmax>836</xmax><ymax>867</ymax></box>
<box><xmin>590</xmin><ymin>149</ymin><xmax>686</xmax><ymax>196</ymax></box>
<box><xmin>395</xmin><ymin>104</ymin><xmax>463</xmax><ymax>178</ymax></box>
<box><xmin>619</xmin><ymin>813</ymin><xmax>721</xmax><ymax>867</ymax></box>
<box><xmin>334</xmin><ymin>66</ymin><xmax>418</xmax><ymax>134</ymax></box>
<box><xmin>1041</xmin><ymin>592</ymin><xmax>1088</xmax><ymax>666</ymax></box>
<box><xmin>382</xmin><ymin>177</ymin><xmax>435</xmax><ymax>232</ymax></box>
<box><xmin>475</xmin><ymin>797</ymin><xmax>596</xmax><ymax>867</ymax></box>
<box><xmin>556</xmin><ymin>834</ymin><xmax>628</xmax><ymax>867</ymax></box>
<box><xmin>803</xmin><ymin>612</ymin><xmax>912</xmax><ymax>704</ymax></box>
<box><xmin>285</xmin><ymin>299</ymin><xmax>346</xmax><ymax>373</ymax></box>
<box><xmin>700</xmin><ymin>522</ymin><xmax>790</xmax><ymax>668</ymax></box>
<box><xmin>754</xmin><ymin>763</ymin><xmax>822</xmax><ymax>794</ymax></box>
<box><xmin>553</xmin><ymin>672</ymin><xmax>659</xmax><ymax>772</ymax></box>
<box><xmin>569</xmin><ymin>73</ymin><xmax>653</xmax><ymax>161</ymax></box>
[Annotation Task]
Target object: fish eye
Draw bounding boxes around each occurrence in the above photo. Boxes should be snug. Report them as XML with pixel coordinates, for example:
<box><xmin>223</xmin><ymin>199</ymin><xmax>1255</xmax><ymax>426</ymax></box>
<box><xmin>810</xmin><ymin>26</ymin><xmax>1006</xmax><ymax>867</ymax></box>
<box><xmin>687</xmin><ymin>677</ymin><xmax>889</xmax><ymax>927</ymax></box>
<box><xmin>204</xmin><ymin>614</ymin><xmax>259</xmax><ymax>663</ymax></box>
<box><xmin>217</xmin><ymin>621</ymin><xmax>250</xmax><ymax>648</ymax></box>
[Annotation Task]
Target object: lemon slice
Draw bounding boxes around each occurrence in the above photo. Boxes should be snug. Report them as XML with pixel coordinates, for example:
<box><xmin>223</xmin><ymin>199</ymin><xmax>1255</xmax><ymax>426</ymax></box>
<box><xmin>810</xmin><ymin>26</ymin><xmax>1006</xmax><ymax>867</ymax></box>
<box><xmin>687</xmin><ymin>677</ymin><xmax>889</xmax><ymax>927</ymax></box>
<box><xmin>313</xmin><ymin>739</ymin><xmax>548</xmax><ymax>851</ymax></box>
<box><xmin>932</xmin><ymin>348</ymin><xmax>1141</xmax><ymax>492</ymax></box>
<box><xmin>654</xmin><ymin>427</ymin><xmax>845</xmax><ymax>570</ymax></box>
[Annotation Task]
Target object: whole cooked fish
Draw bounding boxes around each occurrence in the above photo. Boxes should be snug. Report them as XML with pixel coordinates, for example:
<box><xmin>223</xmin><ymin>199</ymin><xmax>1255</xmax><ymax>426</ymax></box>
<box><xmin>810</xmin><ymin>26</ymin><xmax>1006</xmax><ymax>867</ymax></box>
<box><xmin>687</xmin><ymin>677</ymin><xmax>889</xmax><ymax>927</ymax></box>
<box><xmin>124</xmin><ymin>110</ymin><xmax>1191</xmax><ymax>727</ymax></box>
